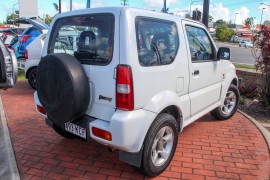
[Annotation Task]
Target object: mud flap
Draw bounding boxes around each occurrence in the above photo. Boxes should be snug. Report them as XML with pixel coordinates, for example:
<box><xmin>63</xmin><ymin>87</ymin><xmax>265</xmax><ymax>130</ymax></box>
<box><xmin>119</xmin><ymin>145</ymin><xmax>144</xmax><ymax>167</ymax></box>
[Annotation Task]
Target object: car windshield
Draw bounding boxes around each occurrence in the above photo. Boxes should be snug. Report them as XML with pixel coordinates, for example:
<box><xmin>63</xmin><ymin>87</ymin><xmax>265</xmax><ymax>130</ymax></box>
<box><xmin>48</xmin><ymin>14</ymin><xmax>115</xmax><ymax>65</ymax></box>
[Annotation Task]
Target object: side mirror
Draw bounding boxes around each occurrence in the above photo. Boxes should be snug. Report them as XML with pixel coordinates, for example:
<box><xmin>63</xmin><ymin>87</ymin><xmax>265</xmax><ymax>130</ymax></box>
<box><xmin>217</xmin><ymin>47</ymin><xmax>231</xmax><ymax>60</ymax></box>
<box><xmin>0</xmin><ymin>39</ymin><xmax>18</xmax><ymax>89</ymax></box>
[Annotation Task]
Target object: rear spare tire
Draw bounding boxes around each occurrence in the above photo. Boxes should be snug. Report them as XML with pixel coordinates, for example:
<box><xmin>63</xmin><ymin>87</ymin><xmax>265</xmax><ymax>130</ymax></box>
<box><xmin>36</xmin><ymin>53</ymin><xmax>90</xmax><ymax>125</ymax></box>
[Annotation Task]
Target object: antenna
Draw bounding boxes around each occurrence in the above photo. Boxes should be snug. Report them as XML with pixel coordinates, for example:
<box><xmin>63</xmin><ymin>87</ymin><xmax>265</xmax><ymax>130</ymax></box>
<box><xmin>121</xmin><ymin>0</ymin><xmax>128</xmax><ymax>6</ymax></box>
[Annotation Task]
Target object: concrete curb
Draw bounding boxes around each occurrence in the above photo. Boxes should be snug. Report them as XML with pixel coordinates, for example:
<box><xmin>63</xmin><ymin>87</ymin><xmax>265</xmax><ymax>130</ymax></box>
<box><xmin>238</xmin><ymin>110</ymin><xmax>270</xmax><ymax>152</ymax></box>
<box><xmin>0</xmin><ymin>93</ymin><xmax>20</xmax><ymax>180</ymax></box>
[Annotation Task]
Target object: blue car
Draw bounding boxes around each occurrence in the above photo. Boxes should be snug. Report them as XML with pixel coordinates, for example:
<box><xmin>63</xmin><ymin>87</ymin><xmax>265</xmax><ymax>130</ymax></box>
<box><xmin>16</xmin><ymin>17</ymin><xmax>48</xmax><ymax>58</ymax></box>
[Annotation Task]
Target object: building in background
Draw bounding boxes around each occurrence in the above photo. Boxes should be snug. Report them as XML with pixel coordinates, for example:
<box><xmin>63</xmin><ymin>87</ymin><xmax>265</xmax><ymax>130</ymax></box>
<box><xmin>19</xmin><ymin>0</ymin><xmax>38</xmax><ymax>27</ymax></box>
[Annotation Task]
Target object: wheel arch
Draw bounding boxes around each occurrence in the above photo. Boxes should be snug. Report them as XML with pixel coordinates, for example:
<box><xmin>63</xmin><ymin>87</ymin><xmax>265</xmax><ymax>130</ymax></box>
<box><xmin>221</xmin><ymin>70</ymin><xmax>238</xmax><ymax>103</ymax></box>
<box><xmin>25</xmin><ymin>66</ymin><xmax>37</xmax><ymax>79</ymax></box>
<box><xmin>160</xmin><ymin>105</ymin><xmax>183</xmax><ymax>132</ymax></box>
<box><xmin>231</xmin><ymin>78</ymin><xmax>238</xmax><ymax>87</ymax></box>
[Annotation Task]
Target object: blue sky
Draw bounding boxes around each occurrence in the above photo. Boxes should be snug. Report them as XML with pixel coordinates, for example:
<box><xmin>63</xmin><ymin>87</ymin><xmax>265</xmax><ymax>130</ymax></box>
<box><xmin>0</xmin><ymin>0</ymin><xmax>269</xmax><ymax>25</ymax></box>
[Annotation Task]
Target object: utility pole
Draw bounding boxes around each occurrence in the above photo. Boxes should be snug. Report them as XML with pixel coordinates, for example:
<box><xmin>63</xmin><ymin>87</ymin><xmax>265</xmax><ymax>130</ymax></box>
<box><xmin>260</xmin><ymin>8</ymin><xmax>266</xmax><ymax>32</ymax></box>
<box><xmin>121</xmin><ymin>0</ymin><xmax>128</xmax><ymax>6</ymax></box>
<box><xmin>59</xmin><ymin>0</ymin><xmax>61</xmax><ymax>13</ymax></box>
<box><xmin>163</xmin><ymin>0</ymin><xmax>167</xmax><ymax>13</ymax></box>
<box><xmin>202</xmin><ymin>0</ymin><xmax>209</xmax><ymax>28</ymax></box>
<box><xmin>87</xmin><ymin>0</ymin><xmax>90</xmax><ymax>8</ymax></box>
<box><xmin>70</xmin><ymin>0</ymin><xmax>72</xmax><ymax>11</ymax></box>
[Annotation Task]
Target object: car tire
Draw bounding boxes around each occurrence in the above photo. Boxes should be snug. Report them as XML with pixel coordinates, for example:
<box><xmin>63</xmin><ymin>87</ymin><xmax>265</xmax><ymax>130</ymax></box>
<box><xmin>27</xmin><ymin>68</ymin><xmax>37</xmax><ymax>89</ymax></box>
<box><xmin>36</xmin><ymin>53</ymin><xmax>90</xmax><ymax>126</ymax></box>
<box><xmin>140</xmin><ymin>113</ymin><xmax>178</xmax><ymax>177</ymax></box>
<box><xmin>211</xmin><ymin>84</ymin><xmax>239</xmax><ymax>120</ymax></box>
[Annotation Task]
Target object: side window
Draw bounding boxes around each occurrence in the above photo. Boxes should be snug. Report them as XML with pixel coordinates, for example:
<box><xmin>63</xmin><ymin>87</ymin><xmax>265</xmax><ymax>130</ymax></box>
<box><xmin>135</xmin><ymin>17</ymin><xmax>179</xmax><ymax>67</ymax></box>
<box><xmin>185</xmin><ymin>25</ymin><xmax>215</xmax><ymax>62</ymax></box>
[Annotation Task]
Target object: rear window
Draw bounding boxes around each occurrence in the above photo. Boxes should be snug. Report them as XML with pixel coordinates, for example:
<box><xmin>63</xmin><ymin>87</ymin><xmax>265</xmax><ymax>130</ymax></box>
<box><xmin>48</xmin><ymin>14</ymin><xmax>114</xmax><ymax>65</ymax></box>
<box><xmin>135</xmin><ymin>17</ymin><xmax>179</xmax><ymax>67</ymax></box>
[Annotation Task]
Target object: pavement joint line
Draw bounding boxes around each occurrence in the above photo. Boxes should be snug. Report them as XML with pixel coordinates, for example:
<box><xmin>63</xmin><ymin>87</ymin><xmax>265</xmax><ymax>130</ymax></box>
<box><xmin>0</xmin><ymin>93</ymin><xmax>20</xmax><ymax>180</ymax></box>
<box><xmin>238</xmin><ymin>109</ymin><xmax>270</xmax><ymax>152</ymax></box>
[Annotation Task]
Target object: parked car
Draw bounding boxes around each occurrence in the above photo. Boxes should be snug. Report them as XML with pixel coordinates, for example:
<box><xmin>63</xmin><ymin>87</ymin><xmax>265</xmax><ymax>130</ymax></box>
<box><xmin>0</xmin><ymin>29</ymin><xmax>18</xmax><ymax>47</ymax></box>
<box><xmin>24</xmin><ymin>33</ymin><xmax>46</xmax><ymax>89</ymax></box>
<box><xmin>25</xmin><ymin>28</ymin><xmax>79</xmax><ymax>89</ymax></box>
<box><xmin>8</xmin><ymin>36</ymin><xmax>19</xmax><ymax>58</ymax></box>
<box><xmin>16</xmin><ymin>17</ymin><xmax>48</xmax><ymax>58</ymax></box>
<box><xmin>239</xmin><ymin>40</ymin><xmax>253</xmax><ymax>48</ymax></box>
<box><xmin>0</xmin><ymin>38</ymin><xmax>17</xmax><ymax>89</ymax></box>
<box><xmin>34</xmin><ymin>7</ymin><xmax>239</xmax><ymax>177</ymax></box>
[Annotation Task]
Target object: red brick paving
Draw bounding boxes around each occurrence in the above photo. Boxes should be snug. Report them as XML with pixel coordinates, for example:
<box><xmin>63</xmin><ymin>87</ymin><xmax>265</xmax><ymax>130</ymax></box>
<box><xmin>1</xmin><ymin>81</ymin><xmax>270</xmax><ymax>180</ymax></box>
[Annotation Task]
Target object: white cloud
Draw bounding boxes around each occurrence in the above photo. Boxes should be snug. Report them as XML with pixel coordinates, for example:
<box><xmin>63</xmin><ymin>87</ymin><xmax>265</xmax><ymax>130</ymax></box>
<box><xmin>144</xmin><ymin>0</ymin><xmax>178</xmax><ymax>8</ymax></box>
<box><xmin>210</xmin><ymin>3</ymin><xmax>230</xmax><ymax>22</ymax></box>
<box><xmin>172</xmin><ymin>3</ymin><xmax>231</xmax><ymax>22</ymax></box>
<box><xmin>172</xmin><ymin>8</ymin><xmax>189</xmax><ymax>16</ymax></box>
<box><xmin>234</xmin><ymin>7</ymin><xmax>250</xmax><ymax>25</ymax></box>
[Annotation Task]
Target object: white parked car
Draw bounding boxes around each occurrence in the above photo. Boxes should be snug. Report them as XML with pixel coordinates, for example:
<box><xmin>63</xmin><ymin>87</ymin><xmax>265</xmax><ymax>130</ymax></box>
<box><xmin>25</xmin><ymin>34</ymin><xmax>46</xmax><ymax>89</ymax></box>
<box><xmin>34</xmin><ymin>7</ymin><xmax>239</xmax><ymax>176</ymax></box>
<box><xmin>25</xmin><ymin>27</ymin><xmax>79</xmax><ymax>89</ymax></box>
<box><xmin>239</xmin><ymin>40</ymin><xmax>253</xmax><ymax>48</ymax></box>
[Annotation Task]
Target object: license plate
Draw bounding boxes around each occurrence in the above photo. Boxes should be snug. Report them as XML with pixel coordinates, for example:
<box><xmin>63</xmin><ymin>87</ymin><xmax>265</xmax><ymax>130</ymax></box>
<box><xmin>65</xmin><ymin>122</ymin><xmax>86</xmax><ymax>139</ymax></box>
<box><xmin>17</xmin><ymin>59</ymin><xmax>25</xmax><ymax>70</ymax></box>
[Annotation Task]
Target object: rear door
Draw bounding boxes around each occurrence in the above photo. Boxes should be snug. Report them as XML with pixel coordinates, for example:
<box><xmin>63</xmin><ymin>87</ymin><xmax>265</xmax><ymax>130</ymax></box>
<box><xmin>182</xmin><ymin>21</ymin><xmax>222</xmax><ymax>116</ymax></box>
<box><xmin>85</xmin><ymin>13</ymin><xmax>119</xmax><ymax>121</ymax></box>
<box><xmin>0</xmin><ymin>39</ymin><xmax>17</xmax><ymax>89</ymax></box>
<box><xmin>47</xmin><ymin>11</ymin><xmax>120</xmax><ymax>122</ymax></box>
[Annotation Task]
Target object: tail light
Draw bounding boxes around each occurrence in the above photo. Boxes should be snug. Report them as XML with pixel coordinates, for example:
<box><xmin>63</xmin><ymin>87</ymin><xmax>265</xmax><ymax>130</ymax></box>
<box><xmin>92</xmin><ymin>127</ymin><xmax>112</xmax><ymax>141</ymax></box>
<box><xmin>25</xmin><ymin>49</ymin><xmax>28</xmax><ymax>60</ymax></box>
<box><xmin>116</xmin><ymin>65</ymin><xmax>134</xmax><ymax>111</ymax></box>
<box><xmin>10</xmin><ymin>47</ymin><xmax>14</xmax><ymax>52</ymax></box>
<box><xmin>21</xmin><ymin>35</ymin><xmax>31</xmax><ymax>43</ymax></box>
<box><xmin>37</xmin><ymin>105</ymin><xmax>46</xmax><ymax>115</ymax></box>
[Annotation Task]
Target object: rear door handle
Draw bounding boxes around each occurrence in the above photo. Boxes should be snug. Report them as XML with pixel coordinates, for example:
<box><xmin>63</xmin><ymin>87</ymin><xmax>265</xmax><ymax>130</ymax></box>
<box><xmin>194</xmin><ymin>70</ymin><xmax>200</xmax><ymax>75</ymax></box>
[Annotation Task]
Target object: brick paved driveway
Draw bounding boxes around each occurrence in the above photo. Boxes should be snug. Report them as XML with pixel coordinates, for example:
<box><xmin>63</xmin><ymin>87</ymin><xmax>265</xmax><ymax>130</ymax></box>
<box><xmin>2</xmin><ymin>81</ymin><xmax>270</xmax><ymax>180</ymax></box>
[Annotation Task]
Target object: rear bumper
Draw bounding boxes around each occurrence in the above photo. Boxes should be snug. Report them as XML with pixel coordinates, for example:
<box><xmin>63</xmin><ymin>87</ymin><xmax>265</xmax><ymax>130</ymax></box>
<box><xmin>90</xmin><ymin>109</ymin><xmax>157</xmax><ymax>153</ymax></box>
<box><xmin>34</xmin><ymin>92</ymin><xmax>157</xmax><ymax>153</ymax></box>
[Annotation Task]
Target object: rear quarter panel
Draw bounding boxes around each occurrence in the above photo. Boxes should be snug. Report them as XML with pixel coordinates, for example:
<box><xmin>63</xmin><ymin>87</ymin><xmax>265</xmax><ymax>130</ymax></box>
<box><xmin>119</xmin><ymin>9</ymin><xmax>190</xmax><ymax>119</ymax></box>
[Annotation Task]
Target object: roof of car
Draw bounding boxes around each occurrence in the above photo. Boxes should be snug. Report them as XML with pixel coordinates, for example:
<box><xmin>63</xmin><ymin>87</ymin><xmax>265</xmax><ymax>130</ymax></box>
<box><xmin>54</xmin><ymin>6</ymin><xmax>196</xmax><ymax>23</ymax></box>
<box><xmin>52</xmin><ymin>6</ymin><xmax>206</xmax><ymax>29</ymax></box>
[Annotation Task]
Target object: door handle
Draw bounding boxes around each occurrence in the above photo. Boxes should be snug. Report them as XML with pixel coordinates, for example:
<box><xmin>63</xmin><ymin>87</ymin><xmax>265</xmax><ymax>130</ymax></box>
<box><xmin>194</xmin><ymin>70</ymin><xmax>200</xmax><ymax>75</ymax></box>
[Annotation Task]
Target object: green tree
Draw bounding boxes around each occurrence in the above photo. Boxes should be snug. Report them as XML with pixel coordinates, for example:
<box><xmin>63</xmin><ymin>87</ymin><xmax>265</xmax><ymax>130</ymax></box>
<box><xmin>254</xmin><ymin>26</ymin><xmax>270</xmax><ymax>106</ymax></box>
<box><xmin>215</xmin><ymin>25</ymin><xmax>236</xmax><ymax>42</ymax></box>
<box><xmin>264</xmin><ymin>20</ymin><xmax>270</xmax><ymax>26</ymax></box>
<box><xmin>244</xmin><ymin>17</ymin><xmax>255</xmax><ymax>28</ymax></box>
<box><xmin>161</xmin><ymin>7</ymin><xmax>169</xmax><ymax>13</ymax></box>
<box><xmin>39</xmin><ymin>15</ymin><xmax>54</xmax><ymax>25</ymax></box>
<box><xmin>6</xmin><ymin>13</ymin><xmax>19</xmax><ymax>25</ymax></box>
<box><xmin>208</xmin><ymin>15</ymin><xmax>213</xmax><ymax>22</ymax></box>
<box><xmin>214</xmin><ymin>19</ymin><xmax>227</xmax><ymax>27</ymax></box>
<box><xmin>185</xmin><ymin>14</ymin><xmax>191</xmax><ymax>19</ymax></box>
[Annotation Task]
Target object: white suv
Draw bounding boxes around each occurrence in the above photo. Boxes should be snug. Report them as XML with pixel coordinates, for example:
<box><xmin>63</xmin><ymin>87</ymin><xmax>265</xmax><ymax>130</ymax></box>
<box><xmin>34</xmin><ymin>7</ymin><xmax>239</xmax><ymax>176</ymax></box>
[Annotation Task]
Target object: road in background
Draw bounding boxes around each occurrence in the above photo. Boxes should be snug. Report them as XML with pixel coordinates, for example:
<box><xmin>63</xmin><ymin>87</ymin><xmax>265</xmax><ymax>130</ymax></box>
<box><xmin>215</xmin><ymin>41</ymin><xmax>257</xmax><ymax>65</ymax></box>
